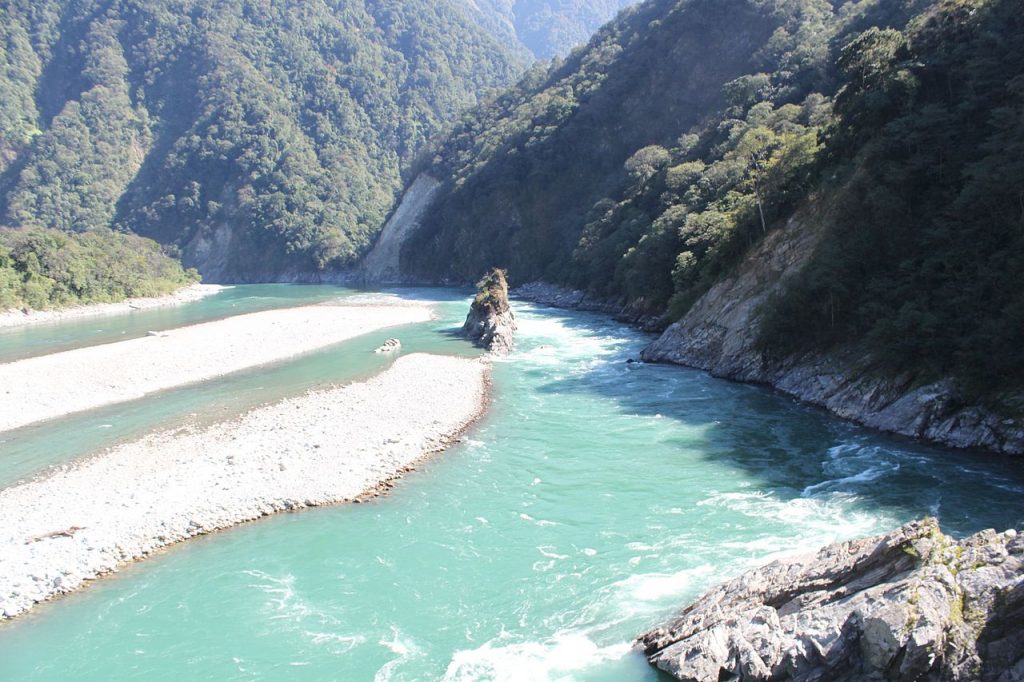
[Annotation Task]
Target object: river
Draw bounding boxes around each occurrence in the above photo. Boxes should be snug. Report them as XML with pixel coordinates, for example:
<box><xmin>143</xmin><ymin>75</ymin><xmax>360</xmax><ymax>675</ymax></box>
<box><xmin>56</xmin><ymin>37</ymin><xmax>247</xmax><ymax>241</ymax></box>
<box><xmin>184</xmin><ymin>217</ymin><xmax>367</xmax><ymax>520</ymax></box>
<box><xmin>0</xmin><ymin>285</ymin><xmax>1021</xmax><ymax>680</ymax></box>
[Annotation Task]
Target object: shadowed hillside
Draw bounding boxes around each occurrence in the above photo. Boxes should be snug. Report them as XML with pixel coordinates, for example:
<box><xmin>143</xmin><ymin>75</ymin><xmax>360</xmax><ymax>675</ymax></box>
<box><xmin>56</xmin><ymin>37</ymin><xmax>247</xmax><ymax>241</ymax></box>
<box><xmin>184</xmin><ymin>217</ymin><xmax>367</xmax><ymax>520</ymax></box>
<box><xmin>0</xmin><ymin>0</ymin><xmax>523</xmax><ymax>280</ymax></box>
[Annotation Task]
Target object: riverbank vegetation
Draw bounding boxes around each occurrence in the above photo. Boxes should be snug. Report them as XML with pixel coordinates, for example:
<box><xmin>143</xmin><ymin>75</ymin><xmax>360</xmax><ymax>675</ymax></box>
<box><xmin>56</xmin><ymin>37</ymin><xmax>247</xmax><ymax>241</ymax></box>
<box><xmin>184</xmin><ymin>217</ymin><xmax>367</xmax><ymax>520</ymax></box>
<box><xmin>0</xmin><ymin>228</ymin><xmax>198</xmax><ymax>310</ymax></box>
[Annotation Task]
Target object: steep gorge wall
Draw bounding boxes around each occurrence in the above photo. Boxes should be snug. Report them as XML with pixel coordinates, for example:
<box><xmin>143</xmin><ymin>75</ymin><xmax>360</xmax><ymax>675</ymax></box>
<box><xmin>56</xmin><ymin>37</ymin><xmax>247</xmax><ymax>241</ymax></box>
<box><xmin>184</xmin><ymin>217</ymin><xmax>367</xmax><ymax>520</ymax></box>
<box><xmin>366</xmin><ymin>0</ymin><xmax>1024</xmax><ymax>456</ymax></box>
<box><xmin>0</xmin><ymin>0</ymin><xmax>522</xmax><ymax>282</ymax></box>
<box><xmin>641</xmin><ymin>202</ymin><xmax>1024</xmax><ymax>455</ymax></box>
<box><xmin>399</xmin><ymin>0</ymin><xmax>786</xmax><ymax>285</ymax></box>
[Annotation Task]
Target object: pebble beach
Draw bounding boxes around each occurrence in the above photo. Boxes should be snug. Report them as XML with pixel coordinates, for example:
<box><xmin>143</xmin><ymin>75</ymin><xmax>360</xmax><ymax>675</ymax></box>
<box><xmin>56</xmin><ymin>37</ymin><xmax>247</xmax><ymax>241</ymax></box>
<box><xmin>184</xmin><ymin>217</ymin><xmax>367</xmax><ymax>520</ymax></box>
<box><xmin>0</xmin><ymin>353</ymin><xmax>489</xmax><ymax>620</ymax></box>
<box><xmin>0</xmin><ymin>302</ymin><xmax>433</xmax><ymax>432</ymax></box>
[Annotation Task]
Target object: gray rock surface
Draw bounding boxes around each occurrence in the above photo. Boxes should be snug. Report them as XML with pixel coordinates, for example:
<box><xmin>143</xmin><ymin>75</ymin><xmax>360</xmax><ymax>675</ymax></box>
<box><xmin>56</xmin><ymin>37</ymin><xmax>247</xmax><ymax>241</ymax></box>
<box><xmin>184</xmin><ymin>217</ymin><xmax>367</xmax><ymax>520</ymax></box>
<box><xmin>464</xmin><ymin>269</ymin><xmax>517</xmax><ymax>354</ymax></box>
<box><xmin>639</xmin><ymin>519</ymin><xmax>1024</xmax><ymax>681</ymax></box>
<box><xmin>640</xmin><ymin>210</ymin><xmax>1024</xmax><ymax>455</ymax></box>
<box><xmin>361</xmin><ymin>174</ymin><xmax>441</xmax><ymax>283</ymax></box>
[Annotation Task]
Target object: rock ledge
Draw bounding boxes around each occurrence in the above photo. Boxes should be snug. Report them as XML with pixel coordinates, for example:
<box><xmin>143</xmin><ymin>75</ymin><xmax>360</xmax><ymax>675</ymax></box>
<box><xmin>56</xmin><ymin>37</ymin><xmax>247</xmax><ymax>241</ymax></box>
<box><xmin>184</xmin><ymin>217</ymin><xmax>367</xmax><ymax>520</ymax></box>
<box><xmin>638</xmin><ymin>519</ymin><xmax>1024</xmax><ymax>681</ymax></box>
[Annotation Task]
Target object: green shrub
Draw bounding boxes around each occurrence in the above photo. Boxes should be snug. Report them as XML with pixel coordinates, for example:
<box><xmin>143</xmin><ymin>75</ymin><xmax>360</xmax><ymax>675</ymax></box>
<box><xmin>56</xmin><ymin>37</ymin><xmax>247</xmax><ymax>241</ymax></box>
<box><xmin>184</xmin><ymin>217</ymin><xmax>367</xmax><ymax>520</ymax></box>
<box><xmin>0</xmin><ymin>227</ymin><xmax>199</xmax><ymax>310</ymax></box>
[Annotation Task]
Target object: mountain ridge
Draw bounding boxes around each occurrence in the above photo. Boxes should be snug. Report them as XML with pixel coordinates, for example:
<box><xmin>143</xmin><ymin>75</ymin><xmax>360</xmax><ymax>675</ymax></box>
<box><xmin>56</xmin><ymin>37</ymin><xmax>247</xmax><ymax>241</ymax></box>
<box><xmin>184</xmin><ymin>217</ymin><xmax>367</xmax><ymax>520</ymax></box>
<box><xmin>372</xmin><ymin>0</ymin><xmax>1024</xmax><ymax>454</ymax></box>
<box><xmin>0</xmin><ymin>0</ymin><xmax>525</xmax><ymax>280</ymax></box>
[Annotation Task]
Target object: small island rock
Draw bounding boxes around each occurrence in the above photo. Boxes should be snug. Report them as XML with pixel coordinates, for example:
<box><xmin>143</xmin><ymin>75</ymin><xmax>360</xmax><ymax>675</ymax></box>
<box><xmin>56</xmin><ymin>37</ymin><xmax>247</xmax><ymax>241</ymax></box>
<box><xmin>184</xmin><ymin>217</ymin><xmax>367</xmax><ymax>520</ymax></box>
<box><xmin>374</xmin><ymin>338</ymin><xmax>401</xmax><ymax>353</ymax></box>
<box><xmin>462</xmin><ymin>268</ymin><xmax>517</xmax><ymax>354</ymax></box>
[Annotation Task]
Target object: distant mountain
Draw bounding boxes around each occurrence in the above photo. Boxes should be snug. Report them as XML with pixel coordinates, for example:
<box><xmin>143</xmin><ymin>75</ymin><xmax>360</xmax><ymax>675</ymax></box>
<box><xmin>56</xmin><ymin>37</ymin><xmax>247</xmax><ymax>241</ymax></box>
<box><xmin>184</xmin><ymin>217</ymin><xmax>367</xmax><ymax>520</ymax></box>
<box><xmin>457</xmin><ymin>0</ymin><xmax>637</xmax><ymax>59</ymax></box>
<box><xmin>0</xmin><ymin>0</ymin><xmax>523</xmax><ymax>280</ymax></box>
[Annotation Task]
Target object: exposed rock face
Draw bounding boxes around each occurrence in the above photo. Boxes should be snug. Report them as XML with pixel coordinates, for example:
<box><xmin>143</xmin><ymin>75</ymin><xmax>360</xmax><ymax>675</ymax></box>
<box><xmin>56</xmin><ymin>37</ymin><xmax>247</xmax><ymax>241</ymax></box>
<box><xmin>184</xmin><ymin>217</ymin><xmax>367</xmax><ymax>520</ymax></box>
<box><xmin>640</xmin><ymin>209</ymin><xmax>1024</xmax><ymax>455</ymax></box>
<box><xmin>641</xmin><ymin>211</ymin><xmax>821</xmax><ymax>380</ymax></box>
<box><xmin>463</xmin><ymin>269</ymin><xmax>517</xmax><ymax>354</ymax></box>
<box><xmin>184</xmin><ymin>221</ymin><xmax>236</xmax><ymax>281</ymax></box>
<box><xmin>361</xmin><ymin>174</ymin><xmax>441</xmax><ymax>284</ymax></box>
<box><xmin>638</xmin><ymin>519</ymin><xmax>1024</xmax><ymax>682</ymax></box>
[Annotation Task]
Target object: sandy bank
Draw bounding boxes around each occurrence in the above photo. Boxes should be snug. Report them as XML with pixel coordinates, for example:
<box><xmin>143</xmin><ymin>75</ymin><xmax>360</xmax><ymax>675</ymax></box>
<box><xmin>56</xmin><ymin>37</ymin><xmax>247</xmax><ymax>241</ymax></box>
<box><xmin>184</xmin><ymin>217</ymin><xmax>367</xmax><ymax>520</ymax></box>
<box><xmin>0</xmin><ymin>353</ymin><xmax>489</xmax><ymax>621</ymax></box>
<box><xmin>0</xmin><ymin>302</ymin><xmax>432</xmax><ymax>433</ymax></box>
<box><xmin>0</xmin><ymin>283</ymin><xmax>226</xmax><ymax>329</ymax></box>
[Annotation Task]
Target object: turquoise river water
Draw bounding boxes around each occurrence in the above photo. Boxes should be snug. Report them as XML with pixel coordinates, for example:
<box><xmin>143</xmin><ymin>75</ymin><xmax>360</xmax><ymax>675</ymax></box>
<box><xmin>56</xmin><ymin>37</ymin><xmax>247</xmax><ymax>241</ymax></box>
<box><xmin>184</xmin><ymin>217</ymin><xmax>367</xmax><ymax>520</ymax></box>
<box><xmin>0</xmin><ymin>284</ymin><xmax>1022</xmax><ymax>681</ymax></box>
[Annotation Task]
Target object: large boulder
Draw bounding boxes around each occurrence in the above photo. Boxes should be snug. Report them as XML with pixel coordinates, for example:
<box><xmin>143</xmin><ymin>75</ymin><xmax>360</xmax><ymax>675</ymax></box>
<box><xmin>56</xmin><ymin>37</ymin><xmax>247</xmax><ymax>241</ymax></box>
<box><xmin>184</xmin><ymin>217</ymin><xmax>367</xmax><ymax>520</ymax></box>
<box><xmin>462</xmin><ymin>268</ymin><xmax>516</xmax><ymax>354</ymax></box>
<box><xmin>638</xmin><ymin>518</ymin><xmax>1024</xmax><ymax>681</ymax></box>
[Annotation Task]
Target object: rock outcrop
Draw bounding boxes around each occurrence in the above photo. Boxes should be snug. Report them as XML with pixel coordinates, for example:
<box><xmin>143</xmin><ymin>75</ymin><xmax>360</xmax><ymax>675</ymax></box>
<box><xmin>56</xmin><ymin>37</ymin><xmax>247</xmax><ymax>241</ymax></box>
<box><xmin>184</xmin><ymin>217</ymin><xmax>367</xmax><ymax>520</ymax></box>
<box><xmin>463</xmin><ymin>268</ymin><xmax>516</xmax><ymax>354</ymax></box>
<box><xmin>638</xmin><ymin>519</ymin><xmax>1024</xmax><ymax>682</ymax></box>
<box><xmin>638</xmin><ymin>518</ymin><xmax>1024</xmax><ymax>675</ymax></box>
<box><xmin>374</xmin><ymin>338</ymin><xmax>401</xmax><ymax>353</ymax></box>
<box><xmin>640</xmin><ymin>208</ymin><xmax>1024</xmax><ymax>455</ymax></box>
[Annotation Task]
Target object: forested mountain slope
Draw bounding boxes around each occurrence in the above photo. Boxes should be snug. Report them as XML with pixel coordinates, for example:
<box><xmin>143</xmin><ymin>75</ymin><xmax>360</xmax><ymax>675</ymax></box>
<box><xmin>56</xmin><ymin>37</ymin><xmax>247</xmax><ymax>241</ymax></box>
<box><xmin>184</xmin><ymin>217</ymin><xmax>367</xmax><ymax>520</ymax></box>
<box><xmin>456</xmin><ymin>0</ymin><xmax>636</xmax><ymax>58</ymax></box>
<box><xmin>400</xmin><ymin>0</ymin><xmax>918</xmax><ymax>289</ymax></box>
<box><xmin>387</xmin><ymin>0</ymin><xmax>1024</xmax><ymax>451</ymax></box>
<box><xmin>0</xmin><ymin>0</ymin><xmax>522</xmax><ymax>280</ymax></box>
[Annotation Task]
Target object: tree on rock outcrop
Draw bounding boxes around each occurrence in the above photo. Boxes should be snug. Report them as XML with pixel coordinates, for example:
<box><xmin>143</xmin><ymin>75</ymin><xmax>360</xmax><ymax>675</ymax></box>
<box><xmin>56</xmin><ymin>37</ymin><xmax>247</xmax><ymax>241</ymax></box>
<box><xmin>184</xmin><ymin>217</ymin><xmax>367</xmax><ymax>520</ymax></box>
<box><xmin>462</xmin><ymin>268</ymin><xmax>517</xmax><ymax>354</ymax></box>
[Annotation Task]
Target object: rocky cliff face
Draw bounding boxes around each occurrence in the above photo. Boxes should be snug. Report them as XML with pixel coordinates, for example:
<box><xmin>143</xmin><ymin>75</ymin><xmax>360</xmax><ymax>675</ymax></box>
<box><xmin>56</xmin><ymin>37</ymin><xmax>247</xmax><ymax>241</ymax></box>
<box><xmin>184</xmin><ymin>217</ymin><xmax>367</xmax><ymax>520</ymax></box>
<box><xmin>639</xmin><ymin>518</ymin><xmax>1024</xmax><ymax>682</ymax></box>
<box><xmin>640</xmin><ymin>206</ymin><xmax>1024</xmax><ymax>455</ymax></box>
<box><xmin>361</xmin><ymin>174</ymin><xmax>442</xmax><ymax>284</ymax></box>
<box><xmin>463</xmin><ymin>269</ymin><xmax>517</xmax><ymax>354</ymax></box>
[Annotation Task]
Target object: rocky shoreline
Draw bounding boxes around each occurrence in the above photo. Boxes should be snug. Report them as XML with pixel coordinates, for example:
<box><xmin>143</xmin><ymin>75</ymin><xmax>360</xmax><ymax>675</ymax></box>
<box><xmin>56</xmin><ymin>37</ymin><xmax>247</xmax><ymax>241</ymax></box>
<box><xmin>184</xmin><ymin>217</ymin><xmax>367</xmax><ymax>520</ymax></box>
<box><xmin>0</xmin><ymin>283</ymin><xmax>226</xmax><ymax>329</ymax></box>
<box><xmin>511</xmin><ymin>214</ymin><xmax>1023</xmax><ymax>455</ymax></box>
<box><xmin>511</xmin><ymin>281</ymin><xmax>666</xmax><ymax>332</ymax></box>
<box><xmin>0</xmin><ymin>353</ymin><xmax>489</xmax><ymax>621</ymax></box>
<box><xmin>0</xmin><ymin>302</ymin><xmax>432</xmax><ymax>433</ymax></box>
<box><xmin>639</xmin><ymin>215</ymin><xmax>1024</xmax><ymax>455</ymax></box>
<box><xmin>517</xmin><ymin>276</ymin><xmax>1023</xmax><ymax>456</ymax></box>
<box><xmin>638</xmin><ymin>518</ymin><xmax>1024</xmax><ymax>681</ymax></box>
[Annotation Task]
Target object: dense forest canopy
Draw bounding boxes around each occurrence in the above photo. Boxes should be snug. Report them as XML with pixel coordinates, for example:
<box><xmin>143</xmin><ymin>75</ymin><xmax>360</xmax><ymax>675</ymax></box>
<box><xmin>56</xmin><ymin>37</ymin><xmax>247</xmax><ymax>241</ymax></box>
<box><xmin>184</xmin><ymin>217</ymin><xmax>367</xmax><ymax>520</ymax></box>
<box><xmin>400</xmin><ymin>0</ymin><xmax>894</xmax><ymax>287</ymax></box>
<box><xmin>758</xmin><ymin>0</ymin><xmax>1024</xmax><ymax>396</ymax></box>
<box><xmin>0</xmin><ymin>227</ymin><xmax>199</xmax><ymax>310</ymax></box>
<box><xmin>0</xmin><ymin>0</ymin><xmax>523</xmax><ymax>280</ymax></box>
<box><xmin>401</xmin><ymin>0</ymin><xmax>1023</xmax><ymax>397</ymax></box>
